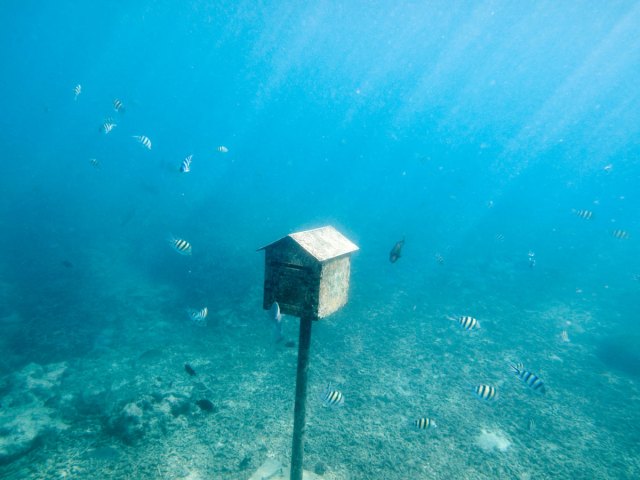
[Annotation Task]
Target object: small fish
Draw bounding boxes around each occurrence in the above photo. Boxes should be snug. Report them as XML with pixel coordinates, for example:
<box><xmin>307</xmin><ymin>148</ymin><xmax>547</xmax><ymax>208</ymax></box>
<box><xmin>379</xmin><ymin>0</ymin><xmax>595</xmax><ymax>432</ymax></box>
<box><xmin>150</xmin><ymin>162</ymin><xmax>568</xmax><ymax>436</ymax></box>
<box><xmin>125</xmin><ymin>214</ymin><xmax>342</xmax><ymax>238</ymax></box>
<box><xmin>528</xmin><ymin>418</ymin><xmax>536</xmax><ymax>431</ymax></box>
<box><xmin>170</xmin><ymin>237</ymin><xmax>192</xmax><ymax>255</ymax></box>
<box><xmin>573</xmin><ymin>209</ymin><xmax>594</xmax><ymax>220</ymax></box>
<box><xmin>133</xmin><ymin>135</ymin><xmax>152</xmax><ymax>150</ymax></box>
<box><xmin>184</xmin><ymin>363</ymin><xmax>197</xmax><ymax>376</ymax></box>
<box><xmin>560</xmin><ymin>330</ymin><xmax>570</xmax><ymax>342</ymax></box>
<box><xmin>389</xmin><ymin>238</ymin><xmax>405</xmax><ymax>263</ymax></box>
<box><xmin>217</xmin><ymin>145</ymin><xmax>229</xmax><ymax>153</ymax></box>
<box><xmin>113</xmin><ymin>98</ymin><xmax>125</xmax><ymax>113</ymax></box>
<box><xmin>473</xmin><ymin>384</ymin><xmax>497</xmax><ymax>401</ymax></box>
<box><xmin>435</xmin><ymin>253</ymin><xmax>444</xmax><ymax>265</ymax></box>
<box><xmin>180</xmin><ymin>155</ymin><xmax>192</xmax><ymax>173</ymax></box>
<box><xmin>321</xmin><ymin>385</ymin><xmax>344</xmax><ymax>407</ymax></box>
<box><xmin>603</xmin><ymin>164</ymin><xmax>613</xmax><ymax>173</ymax></box>
<box><xmin>196</xmin><ymin>399</ymin><xmax>216</xmax><ymax>412</ymax></box>
<box><xmin>270</xmin><ymin>301</ymin><xmax>283</xmax><ymax>342</ymax></box>
<box><xmin>89</xmin><ymin>158</ymin><xmax>100</xmax><ymax>168</ymax></box>
<box><xmin>495</xmin><ymin>233</ymin><xmax>505</xmax><ymax>242</ymax></box>
<box><xmin>188</xmin><ymin>307</ymin><xmax>208</xmax><ymax>326</ymax></box>
<box><xmin>413</xmin><ymin>417</ymin><xmax>437</xmax><ymax>430</ymax></box>
<box><xmin>448</xmin><ymin>315</ymin><xmax>480</xmax><ymax>331</ymax></box>
<box><xmin>510</xmin><ymin>363</ymin><xmax>546</xmax><ymax>394</ymax></box>
<box><xmin>102</xmin><ymin>119</ymin><xmax>117</xmax><ymax>134</ymax></box>
<box><xmin>528</xmin><ymin>250</ymin><xmax>536</xmax><ymax>268</ymax></box>
<box><xmin>612</xmin><ymin>229</ymin><xmax>629</xmax><ymax>239</ymax></box>
<box><xmin>74</xmin><ymin>84</ymin><xmax>82</xmax><ymax>100</ymax></box>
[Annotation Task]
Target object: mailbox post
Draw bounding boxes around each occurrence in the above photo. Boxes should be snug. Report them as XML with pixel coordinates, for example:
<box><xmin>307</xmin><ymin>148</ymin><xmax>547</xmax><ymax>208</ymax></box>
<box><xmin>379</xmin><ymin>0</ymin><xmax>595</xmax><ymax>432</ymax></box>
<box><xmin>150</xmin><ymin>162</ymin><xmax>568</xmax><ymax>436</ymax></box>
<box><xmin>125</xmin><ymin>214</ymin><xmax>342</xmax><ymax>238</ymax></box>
<box><xmin>259</xmin><ymin>226</ymin><xmax>358</xmax><ymax>480</ymax></box>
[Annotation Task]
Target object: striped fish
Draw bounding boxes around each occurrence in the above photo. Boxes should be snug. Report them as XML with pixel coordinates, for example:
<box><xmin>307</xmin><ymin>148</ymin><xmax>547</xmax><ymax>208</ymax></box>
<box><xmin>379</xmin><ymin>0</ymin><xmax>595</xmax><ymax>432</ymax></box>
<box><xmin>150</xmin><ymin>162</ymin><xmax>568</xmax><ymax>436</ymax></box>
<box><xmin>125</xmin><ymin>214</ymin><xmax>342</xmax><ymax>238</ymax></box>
<box><xmin>133</xmin><ymin>135</ymin><xmax>152</xmax><ymax>150</ymax></box>
<box><xmin>413</xmin><ymin>417</ymin><xmax>437</xmax><ymax>430</ymax></box>
<box><xmin>510</xmin><ymin>363</ymin><xmax>546</xmax><ymax>394</ymax></box>
<box><xmin>612</xmin><ymin>229</ymin><xmax>629</xmax><ymax>239</ymax></box>
<box><xmin>573</xmin><ymin>209</ymin><xmax>593</xmax><ymax>220</ymax></box>
<box><xmin>102</xmin><ymin>119</ymin><xmax>117</xmax><ymax>134</ymax></box>
<box><xmin>217</xmin><ymin>145</ymin><xmax>229</xmax><ymax>153</ymax></box>
<box><xmin>321</xmin><ymin>385</ymin><xmax>344</xmax><ymax>407</ymax></box>
<box><xmin>74</xmin><ymin>84</ymin><xmax>82</xmax><ymax>100</ymax></box>
<box><xmin>170</xmin><ymin>237</ymin><xmax>192</xmax><ymax>255</ymax></box>
<box><xmin>180</xmin><ymin>155</ymin><xmax>192</xmax><ymax>173</ymax></box>
<box><xmin>456</xmin><ymin>315</ymin><xmax>480</xmax><ymax>331</ymax></box>
<box><xmin>435</xmin><ymin>253</ymin><xmax>445</xmax><ymax>265</ymax></box>
<box><xmin>495</xmin><ymin>233</ymin><xmax>505</xmax><ymax>242</ymax></box>
<box><xmin>188</xmin><ymin>307</ymin><xmax>208</xmax><ymax>326</ymax></box>
<box><xmin>113</xmin><ymin>98</ymin><xmax>124</xmax><ymax>113</ymax></box>
<box><xmin>473</xmin><ymin>384</ymin><xmax>496</xmax><ymax>401</ymax></box>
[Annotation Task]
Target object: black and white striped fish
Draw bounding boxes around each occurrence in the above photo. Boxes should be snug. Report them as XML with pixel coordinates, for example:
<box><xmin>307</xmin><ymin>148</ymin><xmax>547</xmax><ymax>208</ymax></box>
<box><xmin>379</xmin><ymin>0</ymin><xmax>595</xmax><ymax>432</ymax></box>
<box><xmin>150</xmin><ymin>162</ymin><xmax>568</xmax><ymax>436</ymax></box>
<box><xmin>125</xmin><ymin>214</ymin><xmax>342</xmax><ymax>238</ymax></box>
<box><xmin>74</xmin><ymin>84</ymin><xmax>82</xmax><ymax>100</ymax></box>
<box><xmin>188</xmin><ymin>307</ymin><xmax>208</xmax><ymax>326</ymax></box>
<box><xmin>102</xmin><ymin>119</ymin><xmax>117</xmax><ymax>134</ymax></box>
<box><xmin>612</xmin><ymin>229</ymin><xmax>629</xmax><ymax>239</ymax></box>
<box><xmin>473</xmin><ymin>384</ymin><xmax>496</xmax><ymax>401</ymax></box>
<box><xmin>413</xmin><ymin>417</ymin><xmax>437</xmax><ymax>430</ymax></box>
<box><xmin>320</xmin><ymin>385</ymin><xmax>344</xmax><ymax>407</ymax></box>
<box><xmin>113</xmin><ymin>98</ymin><xmax>125</xmax><ymax>113</ymax></box>
<box><xmin>573</xmin><ymin>209</ymin><xmax>594</xmax><ymax>220</ymax></box>
<box><xmin>170</xmin><ymin>237</ymin><xmax>192</xmax><ymax>255</ymax></box>
<box><xmin>133</xmin><ymin>135</ymin><xmax>152</xmax><ymax>150</ymax></box>
<box><xmin>180</xmin><ymin>155</ymin><xmax>192</xmax><ymax>173</ymax></box>
<box><xmin>448</xmin><ymin>315</ymin><xmax>480</xmax><ymax>331</ymax></box>
<box><xmin>510</xmin><ymin>363</ymin><xmax>546</xmax><ymax>394</ymax></box>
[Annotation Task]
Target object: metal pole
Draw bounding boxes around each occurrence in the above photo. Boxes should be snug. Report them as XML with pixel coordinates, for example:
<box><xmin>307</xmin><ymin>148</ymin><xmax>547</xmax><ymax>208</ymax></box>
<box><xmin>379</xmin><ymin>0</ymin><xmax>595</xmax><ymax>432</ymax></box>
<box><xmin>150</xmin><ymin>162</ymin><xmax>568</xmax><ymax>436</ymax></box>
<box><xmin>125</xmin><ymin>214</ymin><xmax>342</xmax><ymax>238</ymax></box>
<box><xmin>290</xmin><ymin>314</ymin><xmax>313</xmax><ymax>480</ymax></box>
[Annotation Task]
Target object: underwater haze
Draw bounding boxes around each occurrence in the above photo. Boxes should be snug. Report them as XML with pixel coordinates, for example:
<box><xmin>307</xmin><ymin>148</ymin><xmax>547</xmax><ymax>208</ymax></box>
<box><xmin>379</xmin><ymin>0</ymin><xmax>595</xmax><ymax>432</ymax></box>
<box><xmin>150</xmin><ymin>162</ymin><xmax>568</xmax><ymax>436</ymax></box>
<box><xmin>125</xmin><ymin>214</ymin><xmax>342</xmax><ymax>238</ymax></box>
<box><xmin>1</xmin><ymin>1</ymin><xmax>640</xmax><ymax>478</ymax></box>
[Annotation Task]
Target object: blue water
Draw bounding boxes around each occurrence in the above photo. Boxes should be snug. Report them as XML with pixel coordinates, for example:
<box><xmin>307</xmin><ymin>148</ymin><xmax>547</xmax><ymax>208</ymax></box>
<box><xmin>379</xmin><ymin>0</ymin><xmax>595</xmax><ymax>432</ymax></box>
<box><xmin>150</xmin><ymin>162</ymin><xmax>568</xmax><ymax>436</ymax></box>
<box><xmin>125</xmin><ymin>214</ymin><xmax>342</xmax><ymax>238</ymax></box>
<box><xmin>1</xmin><ymin>2</ymin><xmax>639</xmax><ymax>478</ymax></box>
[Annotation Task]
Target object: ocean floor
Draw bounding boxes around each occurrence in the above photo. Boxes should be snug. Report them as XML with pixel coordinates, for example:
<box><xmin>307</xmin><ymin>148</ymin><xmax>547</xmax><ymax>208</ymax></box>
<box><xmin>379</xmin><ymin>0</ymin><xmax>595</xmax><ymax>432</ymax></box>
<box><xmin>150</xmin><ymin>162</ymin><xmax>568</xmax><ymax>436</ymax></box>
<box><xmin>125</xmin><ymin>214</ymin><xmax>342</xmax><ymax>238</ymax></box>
<box><xmin>1</xmin><ymin>260</ymin><xmax>640</xmax><ymax>479</ymax></box>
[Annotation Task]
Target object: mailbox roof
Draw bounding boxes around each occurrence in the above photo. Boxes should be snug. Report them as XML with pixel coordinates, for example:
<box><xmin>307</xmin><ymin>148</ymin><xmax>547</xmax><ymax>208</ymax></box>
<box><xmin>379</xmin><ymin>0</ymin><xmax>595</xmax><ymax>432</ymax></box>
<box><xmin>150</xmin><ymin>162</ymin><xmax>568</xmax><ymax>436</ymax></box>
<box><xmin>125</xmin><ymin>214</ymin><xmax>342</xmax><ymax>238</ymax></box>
<box><xmin>260</xmin><ymin>226</ymin><xmax>359</xmax><ymax>262</ymax></box>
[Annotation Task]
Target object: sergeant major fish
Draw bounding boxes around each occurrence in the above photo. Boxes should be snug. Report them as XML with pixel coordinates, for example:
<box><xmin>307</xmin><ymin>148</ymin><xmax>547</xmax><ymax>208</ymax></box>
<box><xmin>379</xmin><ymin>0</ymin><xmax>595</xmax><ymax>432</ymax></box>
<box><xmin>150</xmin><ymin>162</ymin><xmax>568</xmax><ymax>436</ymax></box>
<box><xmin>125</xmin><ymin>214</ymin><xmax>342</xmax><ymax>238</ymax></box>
<box><xmin>113</xmin><ymin>98</ymin><xmax>125</xmax><ymax>113</ymax></box>
<box><xmin>170</xmin><ymin>237</ymin><xmax>192</xmax><ymax>255</ymax></box>
<box><xmin>413</xmin><ymin>417</ymin><xmax>437</xmax><ymax>430</ymax></box>
<box><xmin>74</xmin><ymin>84</ymin><xmax>82</xmax><ymax>100</ymax></box>
<box><xmin>188</xmin><ymin>307</ymin><xmax>208</xmax><ymax>326</ymax></box>
<box><xmin>448</xmin><ymin>315</ymin><xmax>480</xmax><ymax>331</ymax></box>
<box><xmin>320</xmin><ymin>385</ymin><xmax>344</xmax><ymax>407</ymax></box>
<box><xmin>573</xmin><ymin>209</ymin><xmax>594</xmax><ymax>220</ymax></box>
<box><xmin>473</xmin><ymin>384</ymin><xmax>497</xmax><ymax>401</ymax></box>
<box><xmin>102</xmin><ymin>118</ymin><xmax>117</xmax><ymax>134</ymax></box>
<box><xmin>133</xmin><ymin>135</ymin><xmax>152</xmax><ymax>150</ymax></box>
<box><xmin>510</xmin><ymin>363</ymin><xmax>546</xmax><ymax>394</ymax></box>
<box><xmin>612</xmin><ymin>229</ymin><xmax>630</xmax><ymax>239</ymax></box>
<box><xmin>180</xmin><ymin>155</ymin><xmax>192</xmax><ymax>173</ymax></box>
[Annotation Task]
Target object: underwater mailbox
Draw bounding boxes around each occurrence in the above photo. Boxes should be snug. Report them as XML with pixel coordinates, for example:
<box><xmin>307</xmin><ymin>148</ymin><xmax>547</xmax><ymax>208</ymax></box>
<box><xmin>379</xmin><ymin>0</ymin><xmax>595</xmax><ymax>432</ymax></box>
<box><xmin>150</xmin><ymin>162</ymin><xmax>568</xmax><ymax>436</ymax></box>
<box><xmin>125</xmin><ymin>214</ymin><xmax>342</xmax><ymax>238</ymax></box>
<box><xmin>259</xmin><ymin>225</ymin><xmax>359</xmax><ymax>319</ymax></box>
<box><xmin>258</xmin><ymin>225</ymin><xmax>358</xmax><ymax>480</ymax></box>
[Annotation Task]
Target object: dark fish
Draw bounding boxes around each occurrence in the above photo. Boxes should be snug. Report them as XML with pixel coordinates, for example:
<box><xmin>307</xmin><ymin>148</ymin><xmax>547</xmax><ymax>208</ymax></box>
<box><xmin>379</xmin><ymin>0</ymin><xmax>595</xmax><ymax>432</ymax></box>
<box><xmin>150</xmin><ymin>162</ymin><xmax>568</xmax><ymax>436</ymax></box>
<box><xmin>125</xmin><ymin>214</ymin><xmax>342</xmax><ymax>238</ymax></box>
<box><xmin>61</xmin><ymin>260</ymin><xmax>73</xmax><ymax>268</ymax></box>
<box><xmin>184</xmin><ymin>363</ymin><xmax>196</xmax><ymax>376</ymax></box>
<box><xmin>389</xmin><ymin>238</ymin><xmax>405</xmax><ymax>263</ymax></box>
<box><xmin>196</xmin><ymin>399</ymin><xmax>216</xmax><ymax>412</ymax></box>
